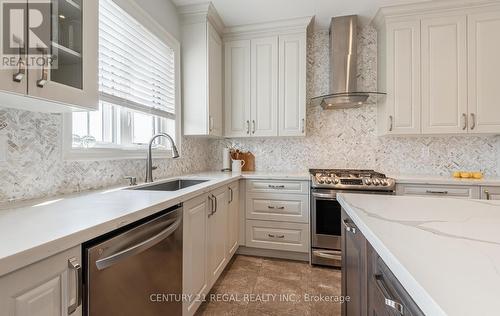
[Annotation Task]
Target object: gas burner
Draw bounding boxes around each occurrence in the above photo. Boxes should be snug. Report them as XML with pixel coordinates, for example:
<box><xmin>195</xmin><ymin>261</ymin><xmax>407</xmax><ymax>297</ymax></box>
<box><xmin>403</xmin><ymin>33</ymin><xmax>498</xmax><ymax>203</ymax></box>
<box><xmin>309</xmin><ymin>169</ymin><xmax>395</xmax><ymax>191</ymax></box>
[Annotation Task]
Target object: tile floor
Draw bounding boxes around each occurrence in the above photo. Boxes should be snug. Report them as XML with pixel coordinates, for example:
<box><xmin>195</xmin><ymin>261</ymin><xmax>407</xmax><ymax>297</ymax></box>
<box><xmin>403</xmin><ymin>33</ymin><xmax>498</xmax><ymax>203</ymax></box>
<box><xmin>195</xmin><ymin>255</ymin><xmax>343</xmax><ymax>316</ymax></box>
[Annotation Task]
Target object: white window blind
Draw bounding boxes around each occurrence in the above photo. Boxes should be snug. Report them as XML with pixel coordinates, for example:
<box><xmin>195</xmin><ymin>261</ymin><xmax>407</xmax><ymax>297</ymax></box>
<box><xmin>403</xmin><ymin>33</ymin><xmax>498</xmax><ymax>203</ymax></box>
<box><xmin>99</xmin><ymin>0</ymin><xmax>176</xmax><ymax>119</ymax></box>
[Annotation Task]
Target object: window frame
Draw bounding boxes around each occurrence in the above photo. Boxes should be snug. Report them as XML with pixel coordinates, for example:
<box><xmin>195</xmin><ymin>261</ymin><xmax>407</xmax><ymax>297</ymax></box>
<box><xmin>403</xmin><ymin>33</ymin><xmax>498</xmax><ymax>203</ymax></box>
<box><xmin>63</xmin><ymin>0</ymin><xmax>181</xmax><ymax>161</ymax></box>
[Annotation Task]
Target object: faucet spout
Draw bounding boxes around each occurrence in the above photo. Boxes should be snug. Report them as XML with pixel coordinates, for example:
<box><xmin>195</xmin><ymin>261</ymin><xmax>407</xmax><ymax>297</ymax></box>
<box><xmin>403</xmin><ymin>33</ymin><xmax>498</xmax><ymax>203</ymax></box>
<box><xmin>145</xmin><ymin>133</ymin><xmax>179</xmax><ymax>183</ymax></box>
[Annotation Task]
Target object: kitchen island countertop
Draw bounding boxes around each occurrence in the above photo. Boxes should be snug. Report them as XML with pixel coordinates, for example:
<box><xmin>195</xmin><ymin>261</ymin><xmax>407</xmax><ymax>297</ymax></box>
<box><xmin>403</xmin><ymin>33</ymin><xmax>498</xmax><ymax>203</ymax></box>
<box><xmin>338</xmin><ymin>193</ymin><xmax>500</xmax><ymax>316</ymax></box>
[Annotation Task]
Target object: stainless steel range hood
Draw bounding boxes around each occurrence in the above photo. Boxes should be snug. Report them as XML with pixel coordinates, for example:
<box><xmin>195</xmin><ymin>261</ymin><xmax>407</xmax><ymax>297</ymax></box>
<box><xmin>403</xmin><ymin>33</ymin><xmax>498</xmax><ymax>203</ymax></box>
<box><xmin>311</xmin><ymin>15</ymin><xmax>384</xmax><ymax>109</ymax></box>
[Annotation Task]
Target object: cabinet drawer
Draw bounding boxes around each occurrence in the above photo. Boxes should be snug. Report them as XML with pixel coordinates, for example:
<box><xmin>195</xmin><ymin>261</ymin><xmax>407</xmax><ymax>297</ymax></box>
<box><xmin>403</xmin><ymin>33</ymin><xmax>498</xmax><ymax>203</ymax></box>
<box><xmin>368</xmin><ymin>246</ymin><xmax>424</xmax><ymax>316</ymax></box>
<box><xmin>245</xmin><ymin>220</ymin><xmax>309</xmax><ymax>253</ymax></box>
<box><xmin>246</xmin><ymin>180</ymin><xmax>309</xmax><ymax>194</ymax></box>
<box><xmin>481</xmin><ymin>186</ymin><xmax>500</xmax><ymax>200</ymax></box>
<box><xmin>396</xmin><ymin>183</ymin><xmax>479</xmax><ymax>199</ymax></box>
<box><xmin>246</xmin><ymin>193</ymin><xmax>309</xmax><ymax>223</ymax></box>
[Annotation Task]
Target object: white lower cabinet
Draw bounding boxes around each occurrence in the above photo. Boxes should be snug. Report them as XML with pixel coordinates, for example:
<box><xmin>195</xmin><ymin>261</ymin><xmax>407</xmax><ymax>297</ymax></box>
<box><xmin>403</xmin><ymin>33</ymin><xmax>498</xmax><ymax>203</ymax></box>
<box><xmin>182</xmin><ymin>181</ymin><xmax>239</xmax><ymax>316</ymax></box>
<box><xmin>0</xmin><ymin>246</ymin><xmax>82</xmax><ymax>316</ymax></box>
<box><xmin>207</xmin><ymin>186</ymin><xmax>229</xmax><ymax>287</ymax></box>
<box><xmin>481</xmin><ymin>186</ymin><xmax>500</xmax><ymax>200</ymax></box>
<box><xmin>227</xmin><ymin>181</ymin><xmax>240</xmax><ymax>257</ymax></box>
<box><xmin>245</xmin><ymin>220</ymin><xmax>309</xmax><ymax>253</ymax></box>
<box><xmin>396</xmin><ymin>183</ymin><xmax>480</xmax><ymax>199</ymax></box>
<box><xmin>183</xmin><ymin>194</ymin><xmax>209</xmax><ymax>316</ymax></box>
<box><xmin>243</xmin><ymin>179</ymin><xmax>310</xmax><ymax>254</ymax></box>
<box><xmin>246</xmin><ymin>193</ymin><xmax>309</xmax><ymax>223</ymax></box>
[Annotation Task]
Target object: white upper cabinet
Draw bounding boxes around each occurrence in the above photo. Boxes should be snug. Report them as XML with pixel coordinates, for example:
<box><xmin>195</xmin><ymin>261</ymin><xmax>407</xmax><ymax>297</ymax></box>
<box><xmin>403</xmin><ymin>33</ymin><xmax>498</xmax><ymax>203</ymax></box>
<box><xmin>223</xmin><ymin>17</ymin><xmax>311</xmax><ymax>138</ymax></box>
<box><xmin>224</xmin><ymin>40</ymin><xmax>252</xmax><ymax>137</ymax></box>
<box><xmin>378</xmin><ymin>20</ymin><xmax>421</xmax><ymax>135</ymax></box>
<box><xmin>279</xmin><ymin>33</ymin><xmax>307</xmax><ymax>136</ymax></box>
<box><xmin>251</xmin><ymin>37</ymin><xmax>278</xmax><ymax>136</ymax></box>
<box><xmin>421</xmin><ymin>15</ymin><xmax>467</xmax><ymax>134</ymax></box>
<box><xmin>180</xmin><ymin>3</ymin><xmax>224</xmax><ymax>137</ymax></box>
<box><xmin>208</xmin><ymin>23</ymin><xmax>223</xmax><ymax>136</ymax></box>
<box><xmin>376</xmin><ymin>2</ymin><xmax>500</xmax><ymax>135</ymax></box>
<box><xmin>0</xmin><ymin>0</ymin><xmax>98</xmax><ymax>112</ymax></box>
<box><xmin>467</xmin><ymin>10</ymin><xmax>500</xmax><ymax>133</ymax></box>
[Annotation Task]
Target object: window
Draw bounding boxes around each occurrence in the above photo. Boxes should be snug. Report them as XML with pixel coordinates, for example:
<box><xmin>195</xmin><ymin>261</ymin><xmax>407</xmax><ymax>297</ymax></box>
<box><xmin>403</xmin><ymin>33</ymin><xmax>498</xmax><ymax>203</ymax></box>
<box><xmin>65</xmin><ymin>0</ymin><xmax>180</xmax><ymax>159</ymax></box>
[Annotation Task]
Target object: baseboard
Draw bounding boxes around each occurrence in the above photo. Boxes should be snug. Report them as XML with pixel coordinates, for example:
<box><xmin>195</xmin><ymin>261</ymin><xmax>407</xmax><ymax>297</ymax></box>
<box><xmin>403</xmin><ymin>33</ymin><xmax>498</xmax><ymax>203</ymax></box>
<box><xmin>236</xmin><ymin>246</ymin><xmax>309</xmax><ymax>262</ymax></box>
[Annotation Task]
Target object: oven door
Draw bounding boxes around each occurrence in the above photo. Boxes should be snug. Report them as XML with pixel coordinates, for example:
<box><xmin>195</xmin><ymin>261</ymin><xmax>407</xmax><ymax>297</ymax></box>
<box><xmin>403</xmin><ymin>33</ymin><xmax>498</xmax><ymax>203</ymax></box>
<box><xmin>311</xmin><ymin>189</ymin><xmax>343</xmax><ymax>250</ymax></box>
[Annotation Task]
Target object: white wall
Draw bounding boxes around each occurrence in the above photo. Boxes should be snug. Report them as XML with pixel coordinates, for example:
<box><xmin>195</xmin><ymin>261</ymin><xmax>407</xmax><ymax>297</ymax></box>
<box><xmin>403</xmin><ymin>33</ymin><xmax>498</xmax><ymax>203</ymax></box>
<box><xmin>140</xmin><ymin>0</ymin><xmax>181</xmax><ymax>39</ymax></box>
<box><xmin>114</xmin><ymin>0</ymin><xmax>181</xmax><ymax>40</ymax></box>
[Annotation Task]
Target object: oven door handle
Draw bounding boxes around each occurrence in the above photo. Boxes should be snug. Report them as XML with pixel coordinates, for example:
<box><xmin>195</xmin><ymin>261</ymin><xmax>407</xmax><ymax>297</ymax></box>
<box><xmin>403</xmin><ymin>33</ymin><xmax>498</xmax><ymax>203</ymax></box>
<box><xmin>313</xmin><ymin>250</ymin><xmax>342</xmax><ymax>261</ymax></box>
<box><xmin>311</xmin><ymin>191</ymin><xmax>338</xmax><ymax>199</ymax></box>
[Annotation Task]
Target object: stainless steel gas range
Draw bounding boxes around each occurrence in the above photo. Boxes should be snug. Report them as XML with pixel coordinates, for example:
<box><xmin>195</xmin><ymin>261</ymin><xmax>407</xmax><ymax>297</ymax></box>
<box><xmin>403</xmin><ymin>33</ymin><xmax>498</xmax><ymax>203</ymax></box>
<box><xmin>310</xmin><ymin>169</ymin><xmax>395</xmax><ymax>267</ymax></box>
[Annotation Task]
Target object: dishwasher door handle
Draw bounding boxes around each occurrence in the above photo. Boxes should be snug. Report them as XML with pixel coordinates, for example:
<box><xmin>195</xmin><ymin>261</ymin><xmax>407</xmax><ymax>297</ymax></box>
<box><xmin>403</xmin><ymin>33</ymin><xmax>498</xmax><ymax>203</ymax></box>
<box><xmin>95</xmin><ymin>215</ymin><xmax>182</xmax><ymax>270</ymax></box>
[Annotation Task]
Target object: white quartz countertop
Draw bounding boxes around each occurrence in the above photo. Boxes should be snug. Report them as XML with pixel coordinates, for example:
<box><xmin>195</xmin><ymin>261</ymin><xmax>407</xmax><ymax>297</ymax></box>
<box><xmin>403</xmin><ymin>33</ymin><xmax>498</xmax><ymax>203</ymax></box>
<box><xmin>0</xmin><ymin>171</ymin><xmax>310</xmax><ymax>277</ymax></box>
<box><xmin>337</xmin><ymin>193</ymin><xmax>500</xmax><ymax>316</ymax></box>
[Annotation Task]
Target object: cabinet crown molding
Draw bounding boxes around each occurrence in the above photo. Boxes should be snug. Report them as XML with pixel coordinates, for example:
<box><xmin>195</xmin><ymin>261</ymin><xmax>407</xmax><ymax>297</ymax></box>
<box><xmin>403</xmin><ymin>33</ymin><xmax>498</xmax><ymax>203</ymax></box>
<box><xmin>178</xmin><ymin>2</ymin><xmax>225</xmax><ymax>34</ymax></box>
<box><xmin>223</xmin><ymin>16</ymin><xmax>313</xmax><ymax>40</ymax></box>
<box><xmin>372</xmin><ymin>0</ymin><xmax>500</xmax><ymax>28</ymax></box>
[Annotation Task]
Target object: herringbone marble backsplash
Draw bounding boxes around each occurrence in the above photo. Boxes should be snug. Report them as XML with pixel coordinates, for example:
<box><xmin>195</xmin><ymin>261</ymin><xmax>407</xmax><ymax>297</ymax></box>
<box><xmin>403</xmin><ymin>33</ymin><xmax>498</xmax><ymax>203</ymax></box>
<box><xmin>0</xmin><ymin>27</ymin><xmax>498</xmax><ymax>204</ymax></box>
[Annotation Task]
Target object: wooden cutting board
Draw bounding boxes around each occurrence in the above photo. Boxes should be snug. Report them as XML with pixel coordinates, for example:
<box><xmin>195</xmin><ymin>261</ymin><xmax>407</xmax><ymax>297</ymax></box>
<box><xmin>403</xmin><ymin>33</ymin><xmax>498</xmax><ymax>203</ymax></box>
<box><xmin>231</xmin><ymin>151</ymin><xmax>255</xmax><ymax>171</ymax></box>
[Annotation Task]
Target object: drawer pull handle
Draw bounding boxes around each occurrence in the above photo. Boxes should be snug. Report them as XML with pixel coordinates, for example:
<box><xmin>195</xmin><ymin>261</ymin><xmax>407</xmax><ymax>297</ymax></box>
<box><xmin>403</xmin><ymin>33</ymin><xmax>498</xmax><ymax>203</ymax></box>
<box><xmin>268</xmin><ymin>234</ymin><xmax>285</xmax><ymax>239</ymax></box>
<box><xmin>375</xmin><ymin>274</ymin><xmax>405</xmax><ymax>315</ymax></box>
<box><xmin>425</xmin><ymin>190</ymin><xmax>448</xmax><ymax>195</ymax></box>
<box><xmin>267</xmin><ymin>205</ymin><xmax>285</xmax><ymax>210</ymax></box>
<box><xmin>68</xmin><ymin>257</ymin><xmax>82</xmax><ymax>315</ymax></box>
<box><xmin>268</xmin><ymin>185</ymin><xmax>285</xmax><ymax>189</ymax></box>
<box><xmin>485</xmin><ymin>190</ymin><xmax>490</xmax><ymax>200</ymax></box>
<box><xmin>342</xmin><ymin>218</ymin><xmax>356</xmax><ymax>234</ymax></box>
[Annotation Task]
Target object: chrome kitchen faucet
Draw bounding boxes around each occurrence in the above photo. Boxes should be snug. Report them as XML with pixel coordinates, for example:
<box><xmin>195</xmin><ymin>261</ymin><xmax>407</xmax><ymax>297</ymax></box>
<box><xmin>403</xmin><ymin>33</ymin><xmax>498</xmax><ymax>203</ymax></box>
<box><xmin>145</xmin><ymin>133</ymin><xmax>180</xmax><ymax>183</ymax></box>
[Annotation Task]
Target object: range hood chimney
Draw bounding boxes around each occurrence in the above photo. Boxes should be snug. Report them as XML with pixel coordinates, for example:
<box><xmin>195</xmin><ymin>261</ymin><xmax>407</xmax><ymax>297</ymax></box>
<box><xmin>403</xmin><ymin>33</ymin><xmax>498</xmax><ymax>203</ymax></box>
<box><xmin>311</xmin><ymin>15</ymin><xmax>384</xmax><ymax>109</ymax></box>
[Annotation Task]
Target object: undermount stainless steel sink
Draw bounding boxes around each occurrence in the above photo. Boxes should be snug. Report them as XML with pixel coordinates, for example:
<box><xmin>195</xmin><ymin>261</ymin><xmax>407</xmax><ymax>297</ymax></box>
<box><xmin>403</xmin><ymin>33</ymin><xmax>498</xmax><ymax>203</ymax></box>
<box><xmin>128</xmin><ymin>179</ymin><xmax>209</xmax><ymax>191</ymax></box>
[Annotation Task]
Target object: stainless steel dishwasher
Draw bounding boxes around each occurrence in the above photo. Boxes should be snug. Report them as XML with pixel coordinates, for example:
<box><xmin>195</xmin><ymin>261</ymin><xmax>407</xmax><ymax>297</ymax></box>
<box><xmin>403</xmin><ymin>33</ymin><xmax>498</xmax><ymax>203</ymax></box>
<box><xmin>83</xmin><ymin>205</ymin><xmax>182</xmax><ymax>316</ymax></box>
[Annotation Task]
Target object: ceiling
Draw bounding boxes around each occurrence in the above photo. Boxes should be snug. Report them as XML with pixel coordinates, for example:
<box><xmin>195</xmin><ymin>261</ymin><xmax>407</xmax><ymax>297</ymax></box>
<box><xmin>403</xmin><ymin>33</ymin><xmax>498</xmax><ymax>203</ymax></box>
<box><xmin>172</xmin><ymin>0</ymin><xmax>433</xmax><ymax>28</ymax></box>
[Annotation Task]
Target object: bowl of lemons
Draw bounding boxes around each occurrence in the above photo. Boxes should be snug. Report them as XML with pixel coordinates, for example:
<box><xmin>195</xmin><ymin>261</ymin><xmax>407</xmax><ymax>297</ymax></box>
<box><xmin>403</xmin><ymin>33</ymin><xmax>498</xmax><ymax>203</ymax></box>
<box><xmin>452</xmin><ymin>171</ymin><xmax>483</xmax><ymax>179</ymax></box>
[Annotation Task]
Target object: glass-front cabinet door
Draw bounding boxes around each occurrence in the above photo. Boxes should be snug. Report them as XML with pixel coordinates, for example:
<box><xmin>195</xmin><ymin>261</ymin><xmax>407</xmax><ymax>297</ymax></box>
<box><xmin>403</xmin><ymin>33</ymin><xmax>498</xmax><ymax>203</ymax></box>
<box><xmin>0</xmin><ymin>0</ymin><xmax>28</xmax><ymax>95</ymax></box>
<box><xmin>27</xmin><ymin>0</ymin><xmax>98</xmax><ymax>110</ymax></box>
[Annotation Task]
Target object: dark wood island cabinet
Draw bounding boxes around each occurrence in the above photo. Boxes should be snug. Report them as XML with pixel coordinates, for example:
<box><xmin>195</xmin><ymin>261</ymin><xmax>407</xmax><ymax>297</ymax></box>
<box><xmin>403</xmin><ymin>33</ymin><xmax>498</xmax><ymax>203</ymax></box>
<box><xmin>341</xmin><ymin>208</ymin><xmax>424</xmax><ymax>316</ymax></box>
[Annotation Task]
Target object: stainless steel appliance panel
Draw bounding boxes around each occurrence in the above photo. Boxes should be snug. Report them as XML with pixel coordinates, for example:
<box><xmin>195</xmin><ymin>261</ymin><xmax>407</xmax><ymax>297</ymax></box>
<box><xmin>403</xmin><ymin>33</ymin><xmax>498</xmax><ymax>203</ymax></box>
<box><xmin>85</xmin><ymin>207</ymin><xmax>182</xmax><ymax>316</ymax></box>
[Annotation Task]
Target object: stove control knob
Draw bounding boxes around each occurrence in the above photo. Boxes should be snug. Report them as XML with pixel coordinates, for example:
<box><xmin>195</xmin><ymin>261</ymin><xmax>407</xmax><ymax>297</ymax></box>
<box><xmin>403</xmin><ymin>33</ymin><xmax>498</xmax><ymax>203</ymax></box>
<box><xmin>332</xmin><ymin>178</ymin><xmax>339</xmax><ymax>185</ymax></box>
<box><xmin>363</xmin><ymin>178</ymin><xmax>372</xmax><ymax>185</ymax></box>
<box><xmin>318</xmin><ymin>179</ymin><xmax>325</xmax><ymax>184</ymax></box>
<box><xmin>381</xmin><ymin>179</ymin><xmax>388</xmax><ymax>186</ymax></box>
<box><xmin>325</xmin><ymin>178</ymin><xmax>332</xmax><ymax>184</ymax></box>
<box><xmin>373</xmin><ymin>178</ymin><xmax>380</xmax><ymax>186</ymax></box>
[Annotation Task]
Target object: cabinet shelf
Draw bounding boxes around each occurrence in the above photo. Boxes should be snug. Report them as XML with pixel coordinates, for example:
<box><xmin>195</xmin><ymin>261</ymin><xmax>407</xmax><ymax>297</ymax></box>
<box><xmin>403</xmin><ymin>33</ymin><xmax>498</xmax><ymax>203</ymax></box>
<box><xmin>59</xmin><ymin>0</ymin><xmax>81</xmax><ymax>19</ymax></box>
<box><xmin>52</xmin><ymin>42</ymin><xmax>81</xmax><ymax>65</ymax></box>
